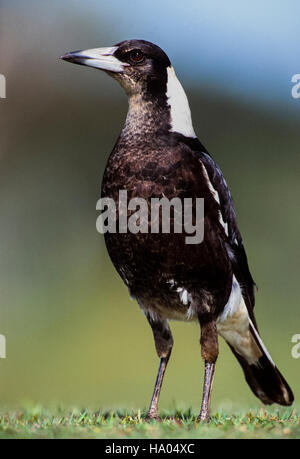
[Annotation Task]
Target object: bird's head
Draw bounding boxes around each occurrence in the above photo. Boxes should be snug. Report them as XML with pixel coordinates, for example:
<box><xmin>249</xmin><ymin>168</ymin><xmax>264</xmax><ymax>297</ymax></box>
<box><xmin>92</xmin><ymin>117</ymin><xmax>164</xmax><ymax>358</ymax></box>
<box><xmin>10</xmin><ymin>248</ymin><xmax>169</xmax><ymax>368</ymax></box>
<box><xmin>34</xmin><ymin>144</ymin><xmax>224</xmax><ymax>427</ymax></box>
<box><xmin>61</xmin><ymin>39</ymin><xmax>171</xmax><ymax>98</ymax></box>
<box><xmin>61</xmin><ymin>39</ymin><xmax>196</xmax><ymax>138</ymax></box>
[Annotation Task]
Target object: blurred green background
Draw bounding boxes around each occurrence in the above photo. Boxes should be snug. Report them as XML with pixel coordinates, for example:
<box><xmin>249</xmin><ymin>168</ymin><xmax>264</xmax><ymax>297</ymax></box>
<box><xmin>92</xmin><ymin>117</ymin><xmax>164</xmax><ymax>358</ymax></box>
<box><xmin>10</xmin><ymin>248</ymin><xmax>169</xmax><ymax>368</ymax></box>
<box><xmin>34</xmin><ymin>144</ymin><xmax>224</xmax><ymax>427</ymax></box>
<box><xmin>0</xmin><ymin>0</ymin><xmax>299</xmax><ymax>412</ymax></box>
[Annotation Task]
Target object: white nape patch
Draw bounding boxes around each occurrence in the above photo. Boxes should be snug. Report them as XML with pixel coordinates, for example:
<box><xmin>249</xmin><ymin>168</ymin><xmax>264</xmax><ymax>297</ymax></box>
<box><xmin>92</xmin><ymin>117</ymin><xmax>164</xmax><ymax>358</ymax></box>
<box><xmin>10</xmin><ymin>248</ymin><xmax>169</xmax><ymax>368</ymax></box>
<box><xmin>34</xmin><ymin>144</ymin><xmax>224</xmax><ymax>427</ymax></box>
<box><xmin>76</xmin><ymin>46</ymin><xmax>126</xmax><ymax>72</ymax></box>
<box><xmin>201</xmin><ymin>163</ymin><xmax>229</xmax><ymax>236</ymax></box>
<box><xmin>166</xmin><ymin>67</ymin><xmax>196</xmax><ymax>139</ymax></box>
<box><xmin>217</xmin><ymin>275</ymin><xmax>262</xmax><ymax>365</ymax></box>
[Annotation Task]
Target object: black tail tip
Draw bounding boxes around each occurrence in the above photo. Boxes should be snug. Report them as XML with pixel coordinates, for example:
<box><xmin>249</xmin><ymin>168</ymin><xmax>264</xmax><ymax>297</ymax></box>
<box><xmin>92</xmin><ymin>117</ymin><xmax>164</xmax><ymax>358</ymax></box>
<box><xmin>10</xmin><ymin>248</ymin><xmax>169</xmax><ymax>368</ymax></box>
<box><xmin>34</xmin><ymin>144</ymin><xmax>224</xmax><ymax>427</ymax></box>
<box><xmin>247</xmin><ymin>356</ymin><xmax>294</xmax><ymax>406</ymax></box>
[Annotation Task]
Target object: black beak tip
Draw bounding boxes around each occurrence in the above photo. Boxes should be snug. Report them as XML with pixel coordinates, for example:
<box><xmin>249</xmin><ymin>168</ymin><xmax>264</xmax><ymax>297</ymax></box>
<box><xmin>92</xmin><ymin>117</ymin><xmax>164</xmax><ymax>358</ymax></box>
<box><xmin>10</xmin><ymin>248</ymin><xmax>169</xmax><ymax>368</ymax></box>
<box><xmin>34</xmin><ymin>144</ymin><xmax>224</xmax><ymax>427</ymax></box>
<box><xmin>60</xmin><ymin>51</ymin><xmax>87</xmax><ymax>65</ymax></box>
<box><xmin>60</xmin><ymin>53</ymin><xmax>71</xmax><ymax>62</ymax></box>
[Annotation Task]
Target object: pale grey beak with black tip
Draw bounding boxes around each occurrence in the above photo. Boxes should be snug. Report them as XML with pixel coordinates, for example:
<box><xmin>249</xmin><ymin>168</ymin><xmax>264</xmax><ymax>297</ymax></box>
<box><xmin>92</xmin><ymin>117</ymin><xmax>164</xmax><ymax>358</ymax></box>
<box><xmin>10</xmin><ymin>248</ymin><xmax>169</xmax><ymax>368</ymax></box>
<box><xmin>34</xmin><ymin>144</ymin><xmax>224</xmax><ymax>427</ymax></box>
<box><xmin>60</xmin><ymin>46</ymin><xmax>127</xmax><ymax>72</ymax></box>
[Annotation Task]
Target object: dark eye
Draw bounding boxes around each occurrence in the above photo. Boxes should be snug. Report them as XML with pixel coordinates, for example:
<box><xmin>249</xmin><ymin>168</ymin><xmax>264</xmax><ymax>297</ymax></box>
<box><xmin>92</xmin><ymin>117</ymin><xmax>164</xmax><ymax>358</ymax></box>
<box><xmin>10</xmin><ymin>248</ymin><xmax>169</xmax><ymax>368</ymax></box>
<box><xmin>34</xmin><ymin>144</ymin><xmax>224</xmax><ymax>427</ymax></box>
<box><xmin>129</xmin><ymin>50</ymin><xmax>144</xmax><ymax>63</ymax></box>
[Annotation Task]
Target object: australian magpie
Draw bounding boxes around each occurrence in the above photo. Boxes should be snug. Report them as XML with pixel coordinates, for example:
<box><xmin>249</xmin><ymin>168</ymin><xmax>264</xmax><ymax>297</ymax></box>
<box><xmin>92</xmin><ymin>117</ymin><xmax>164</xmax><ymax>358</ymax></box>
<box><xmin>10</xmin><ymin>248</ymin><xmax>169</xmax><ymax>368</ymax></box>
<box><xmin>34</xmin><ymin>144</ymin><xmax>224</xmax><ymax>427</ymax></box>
<box><xmin>61</xmin><ymin>39</ymin><xmax>294</xmax><ymax>421</ymax></box>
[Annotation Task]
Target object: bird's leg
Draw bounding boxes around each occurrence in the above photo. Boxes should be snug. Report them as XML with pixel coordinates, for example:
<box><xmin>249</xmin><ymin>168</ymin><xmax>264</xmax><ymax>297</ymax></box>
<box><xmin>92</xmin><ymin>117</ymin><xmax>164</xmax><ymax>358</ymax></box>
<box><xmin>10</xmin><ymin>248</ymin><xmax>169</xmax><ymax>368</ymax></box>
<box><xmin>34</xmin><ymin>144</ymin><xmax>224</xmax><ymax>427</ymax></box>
<box><xmin>147</xmin><ymin>351</ymin><xmax>171</xmax><ymax>420</ymax></box>
<box><xmin>199</xmin><ymin>361</ymin><xmax>216</xmax><ymax>422</ymax></box>
<box><xmin>146</xmin><ymin>315</ymin><xmax>173</xmax><ymax>420</ymax></box>
<box><xmin>198</xmin><ymin>316</ymin><xmax>219</xmax><ymax>422</ymax></box>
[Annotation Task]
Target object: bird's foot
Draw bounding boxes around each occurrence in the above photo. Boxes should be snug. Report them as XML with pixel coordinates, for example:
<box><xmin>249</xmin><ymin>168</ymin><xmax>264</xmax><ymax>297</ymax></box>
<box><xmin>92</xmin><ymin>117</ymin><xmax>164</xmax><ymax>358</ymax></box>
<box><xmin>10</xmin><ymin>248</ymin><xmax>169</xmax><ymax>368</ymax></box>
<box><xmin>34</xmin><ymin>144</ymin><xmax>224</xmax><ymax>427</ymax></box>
<box><xmin>197</xmin><ymin>410</ymin><xmax>210</xmax><ymax>423</ymax></box>
<box><xmin>145</xmin><ymin>411</ymin><xmax>161</xmax><ymax>422</ymax></box>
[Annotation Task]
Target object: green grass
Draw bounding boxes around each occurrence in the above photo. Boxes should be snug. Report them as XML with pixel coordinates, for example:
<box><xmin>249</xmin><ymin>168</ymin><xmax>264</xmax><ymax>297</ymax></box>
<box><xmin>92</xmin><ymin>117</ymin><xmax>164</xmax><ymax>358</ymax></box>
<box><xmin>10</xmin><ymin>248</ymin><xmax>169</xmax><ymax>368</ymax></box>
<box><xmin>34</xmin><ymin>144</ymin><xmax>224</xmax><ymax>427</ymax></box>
<box><xmin>0</xmin><ymin>406</ymin><xmax>299</xmax><ymax>439</ymax></box>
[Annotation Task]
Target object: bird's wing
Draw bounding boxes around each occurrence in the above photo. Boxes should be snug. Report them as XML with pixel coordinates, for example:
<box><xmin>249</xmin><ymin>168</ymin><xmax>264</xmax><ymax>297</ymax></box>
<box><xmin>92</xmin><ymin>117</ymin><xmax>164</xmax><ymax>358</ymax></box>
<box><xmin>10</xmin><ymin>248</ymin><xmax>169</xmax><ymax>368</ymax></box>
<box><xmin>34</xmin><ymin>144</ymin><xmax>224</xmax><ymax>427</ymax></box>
<box><xmin>195</xmin><ymin>150</ymin><xmax>257</xmax><ymax>325</ymax></box>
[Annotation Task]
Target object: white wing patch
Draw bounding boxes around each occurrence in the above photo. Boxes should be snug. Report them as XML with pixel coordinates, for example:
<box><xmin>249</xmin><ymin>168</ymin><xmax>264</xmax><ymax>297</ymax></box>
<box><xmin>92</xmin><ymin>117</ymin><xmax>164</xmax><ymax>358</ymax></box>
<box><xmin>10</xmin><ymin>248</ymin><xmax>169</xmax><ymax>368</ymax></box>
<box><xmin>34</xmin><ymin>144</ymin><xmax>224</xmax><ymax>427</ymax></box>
<box><xmin>166</xmin><ymin>67</ymin><xmax>196</xmax><ymax>139</ymax></box>
<box><xmin>201</xmin><ymin>163</ymin><xmax>229</xmax><ymax>236</ymax></box>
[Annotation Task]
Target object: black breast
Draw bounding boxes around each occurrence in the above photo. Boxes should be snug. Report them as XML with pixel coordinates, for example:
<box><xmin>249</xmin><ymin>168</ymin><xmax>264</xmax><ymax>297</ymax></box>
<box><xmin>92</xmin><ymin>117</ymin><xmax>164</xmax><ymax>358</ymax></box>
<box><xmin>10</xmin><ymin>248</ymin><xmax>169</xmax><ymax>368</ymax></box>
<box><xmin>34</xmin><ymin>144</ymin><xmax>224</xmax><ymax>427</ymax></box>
<box><xmin>101</xmin><ymin>136</ymin><xmax>233</xmax><ymax>318</ymax></box>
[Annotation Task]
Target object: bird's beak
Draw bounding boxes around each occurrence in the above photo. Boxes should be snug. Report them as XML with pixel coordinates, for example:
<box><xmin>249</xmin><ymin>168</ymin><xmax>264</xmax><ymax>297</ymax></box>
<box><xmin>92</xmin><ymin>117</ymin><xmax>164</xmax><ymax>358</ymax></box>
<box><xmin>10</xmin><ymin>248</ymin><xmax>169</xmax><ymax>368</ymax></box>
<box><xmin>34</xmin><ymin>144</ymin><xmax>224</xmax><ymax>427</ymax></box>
<box><xmin>60</xmin><ymin>46</ymin><xmax>127</xmax><ymax>73</ymax></box>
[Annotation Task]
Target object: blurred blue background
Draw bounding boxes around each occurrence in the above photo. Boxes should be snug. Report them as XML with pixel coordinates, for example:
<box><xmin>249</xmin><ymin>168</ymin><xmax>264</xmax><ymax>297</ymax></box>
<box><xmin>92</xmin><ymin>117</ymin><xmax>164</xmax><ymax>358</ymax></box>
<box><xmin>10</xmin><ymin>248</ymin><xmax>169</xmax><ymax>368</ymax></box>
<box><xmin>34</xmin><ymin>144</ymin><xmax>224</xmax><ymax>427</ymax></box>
<box><xmin>0</xmin><ymin>0</ymin><xmax>299</xmax><ymax>412</ymax></box>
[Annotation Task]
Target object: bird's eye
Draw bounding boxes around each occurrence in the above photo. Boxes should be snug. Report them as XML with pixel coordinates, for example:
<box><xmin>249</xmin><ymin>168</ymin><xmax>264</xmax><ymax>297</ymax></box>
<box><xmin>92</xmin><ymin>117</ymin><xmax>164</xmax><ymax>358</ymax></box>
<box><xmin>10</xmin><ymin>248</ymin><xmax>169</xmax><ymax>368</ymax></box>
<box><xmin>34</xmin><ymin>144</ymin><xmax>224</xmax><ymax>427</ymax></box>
<box><xmin>129</xmin><ymin>50</ymin><xmax>144</xmax><ymax>63</ymax></box>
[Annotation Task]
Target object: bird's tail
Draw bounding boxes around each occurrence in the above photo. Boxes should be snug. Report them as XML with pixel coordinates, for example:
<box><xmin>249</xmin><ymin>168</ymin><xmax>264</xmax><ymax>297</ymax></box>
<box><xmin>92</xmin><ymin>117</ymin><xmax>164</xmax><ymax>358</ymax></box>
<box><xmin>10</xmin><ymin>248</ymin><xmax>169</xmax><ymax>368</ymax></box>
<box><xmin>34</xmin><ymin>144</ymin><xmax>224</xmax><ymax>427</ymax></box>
<box><xmin>228</xmin><ymin>320</ymin><xmax>294</xmax><ymax>406</ymax></box>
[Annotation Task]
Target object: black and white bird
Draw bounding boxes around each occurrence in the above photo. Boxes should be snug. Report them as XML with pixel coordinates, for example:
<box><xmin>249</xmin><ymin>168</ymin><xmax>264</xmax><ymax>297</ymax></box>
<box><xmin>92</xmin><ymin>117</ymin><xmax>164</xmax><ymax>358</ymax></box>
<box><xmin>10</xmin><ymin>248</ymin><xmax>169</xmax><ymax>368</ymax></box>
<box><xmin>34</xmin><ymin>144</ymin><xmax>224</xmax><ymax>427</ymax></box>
<box><xmin>61</xmin><ymin>40</ymin><xmax>293</xmax><ymax>420</ymax></box>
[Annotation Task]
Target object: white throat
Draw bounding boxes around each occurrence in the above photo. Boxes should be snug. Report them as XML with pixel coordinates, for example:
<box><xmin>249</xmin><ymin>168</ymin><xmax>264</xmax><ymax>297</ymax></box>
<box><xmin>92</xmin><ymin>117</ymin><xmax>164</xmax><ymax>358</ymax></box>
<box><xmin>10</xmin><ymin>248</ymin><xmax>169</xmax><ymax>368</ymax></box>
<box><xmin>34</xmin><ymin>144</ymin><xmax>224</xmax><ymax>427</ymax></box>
<box><xmin>166</xmin><ymin>66</ymin><xmax>196</xmax><ymax>138</ymax></box>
